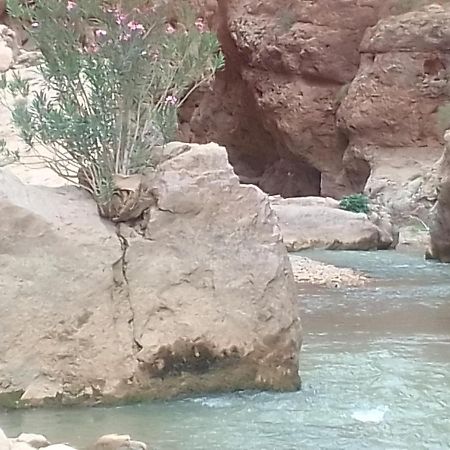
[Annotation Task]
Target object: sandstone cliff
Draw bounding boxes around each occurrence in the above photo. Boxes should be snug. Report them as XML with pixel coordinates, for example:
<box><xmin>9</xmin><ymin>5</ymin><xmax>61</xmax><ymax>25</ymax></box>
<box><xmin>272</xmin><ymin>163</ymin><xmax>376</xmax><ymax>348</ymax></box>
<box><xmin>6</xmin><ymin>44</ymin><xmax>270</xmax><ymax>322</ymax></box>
<box><xmin>181</xmin><ymin>1</ymin><xmax>450</xmax><ymax>231</ymax></box>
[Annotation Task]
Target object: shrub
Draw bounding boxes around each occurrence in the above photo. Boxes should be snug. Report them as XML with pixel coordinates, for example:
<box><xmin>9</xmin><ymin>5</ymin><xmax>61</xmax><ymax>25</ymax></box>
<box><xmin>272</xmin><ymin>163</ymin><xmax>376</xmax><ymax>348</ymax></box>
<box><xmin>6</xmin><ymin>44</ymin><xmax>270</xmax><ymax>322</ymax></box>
<box><xmin>339</xmin><ymin>194</ymin><xmax>369</xmax><ymax>214</ymax></box>
<box><xmin>1</xmin><ymin>0</ymin><xmax>224</xmax><ymax>218</ymax></box>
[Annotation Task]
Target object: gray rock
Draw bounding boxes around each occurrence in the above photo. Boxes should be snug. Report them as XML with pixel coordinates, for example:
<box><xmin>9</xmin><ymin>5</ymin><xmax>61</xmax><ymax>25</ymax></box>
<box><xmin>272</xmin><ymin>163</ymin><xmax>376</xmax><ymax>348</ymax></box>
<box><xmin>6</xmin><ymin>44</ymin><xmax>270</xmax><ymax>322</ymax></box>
<box><xmin>270</xmin><ymin>196</ymin><xmax>395</xmax><ymax>251</ymax></box>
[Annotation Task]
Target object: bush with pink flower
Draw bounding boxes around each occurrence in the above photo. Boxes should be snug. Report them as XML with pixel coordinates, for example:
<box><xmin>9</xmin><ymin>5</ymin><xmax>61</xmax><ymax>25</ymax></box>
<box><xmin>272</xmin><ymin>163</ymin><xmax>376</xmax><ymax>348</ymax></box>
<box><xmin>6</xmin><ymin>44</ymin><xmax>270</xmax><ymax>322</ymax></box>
<box><xmin>1</xmin><ymin>0</ymin><xmax>224</xmax><ymax>218</ymax></box>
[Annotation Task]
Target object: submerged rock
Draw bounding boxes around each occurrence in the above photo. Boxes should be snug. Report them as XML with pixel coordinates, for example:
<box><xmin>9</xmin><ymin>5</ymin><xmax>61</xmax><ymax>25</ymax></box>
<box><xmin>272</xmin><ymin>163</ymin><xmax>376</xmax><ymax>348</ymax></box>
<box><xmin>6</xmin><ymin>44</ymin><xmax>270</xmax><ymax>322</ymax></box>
<box><xmin>0</xmin><ymin>142</ymin><xmax>301</xmax><ymax>407</ymax></box>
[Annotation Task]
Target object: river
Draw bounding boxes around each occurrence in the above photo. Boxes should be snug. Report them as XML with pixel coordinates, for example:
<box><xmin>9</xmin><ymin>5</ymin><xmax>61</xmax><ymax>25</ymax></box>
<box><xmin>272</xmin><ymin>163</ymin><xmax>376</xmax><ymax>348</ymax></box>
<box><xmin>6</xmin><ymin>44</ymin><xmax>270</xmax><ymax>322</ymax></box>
<box><xmin>1</xmin><ymin>250</ymin><xmax>450</xmax><ymax>449</ymax></box>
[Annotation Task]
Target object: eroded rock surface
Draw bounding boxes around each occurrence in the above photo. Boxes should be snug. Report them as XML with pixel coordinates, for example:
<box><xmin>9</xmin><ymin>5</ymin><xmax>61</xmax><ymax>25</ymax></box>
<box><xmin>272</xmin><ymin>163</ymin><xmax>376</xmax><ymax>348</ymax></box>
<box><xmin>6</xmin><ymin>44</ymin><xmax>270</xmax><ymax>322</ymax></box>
<box><xmin>0</xmin><ymin>142</ymin><xmax>301</xmax><ymax>407</ymax></box>
<box><xmin>337</xmin><ymin>5</ymin><xmax>450</xmax><ymax>223</ymax></box>
<box><xmin>180</xmin><ymin>0</ymin><xmax>383</xmax><ymax>197</ymax></box>
<box><xmin>0</xmin><ymin>169</ymin><xmax>136</xmax><ymax>406</ymax></box>
<box><xmin>181</xmin><ymin>1</ymin><xmax>450</xmax><ymax>233</ymax></box>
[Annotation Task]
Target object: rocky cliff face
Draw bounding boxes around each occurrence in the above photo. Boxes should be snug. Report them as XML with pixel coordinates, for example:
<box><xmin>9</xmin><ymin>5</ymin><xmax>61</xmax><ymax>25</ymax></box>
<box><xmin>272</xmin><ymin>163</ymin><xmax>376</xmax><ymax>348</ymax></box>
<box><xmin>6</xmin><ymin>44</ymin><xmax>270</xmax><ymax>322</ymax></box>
<box><xmin>338</xmin><ymin>4</ymin><xmax>450</xmax><ymax>225</ymax></box>
<box><xmin>182</xmin><ymin>1</ymin><xmax>450</xmax><ymax>227</ymax></box>
<box><xmin>0</xmin><ymin>142</ymin><xmax>301</xmax><ymax>407</ymax></box>
<box><xmin>182</xmin><ymin>0</ymin><xmax>383</xmax><ymax>197</ymax></box>
<box><xmin>429</xmin><ymin>131</ymin><xmax>450</xmax><ymax>262</ymax></box>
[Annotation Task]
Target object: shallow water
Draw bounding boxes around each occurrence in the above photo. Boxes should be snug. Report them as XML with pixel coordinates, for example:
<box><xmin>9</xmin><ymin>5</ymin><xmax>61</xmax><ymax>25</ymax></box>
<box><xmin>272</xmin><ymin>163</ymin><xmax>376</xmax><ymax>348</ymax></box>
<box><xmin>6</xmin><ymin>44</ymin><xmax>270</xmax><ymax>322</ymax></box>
<box><xmin>2</xmin><ymin>251</ymin><xmax>450</xmax><ymax>449</ymax></box>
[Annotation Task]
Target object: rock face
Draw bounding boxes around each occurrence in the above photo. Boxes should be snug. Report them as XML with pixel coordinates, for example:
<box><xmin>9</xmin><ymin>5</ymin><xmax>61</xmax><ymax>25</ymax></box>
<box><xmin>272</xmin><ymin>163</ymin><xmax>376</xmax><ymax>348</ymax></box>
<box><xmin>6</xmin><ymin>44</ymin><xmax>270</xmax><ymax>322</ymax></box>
<box><xmin>180</xmin><ymin>0</ymin><xmax>384</xmax><ymax>197</ymax></box>
<box><xmin>429</xmin><ymin>132</ymin><xmax>450</xmax><ymax>262</ymax></box>
<box><xmin>181</xmin><ymin>1</ymin><xmax>450</xmax><ymax>230</ymax></box>
<box><xmin>0</xmin><ymin>142</ymin><xmax>301</xmax><ymax>407</ymax></box>
<box><xmin>337</xmin><ymin>4</ymin><xmax>450</xmax><ymax>225</ymax></box>
<box><xmin>270</xmin><ymin>196</ymin><xmax>396</xmax><ymax>251</ymax></box>
<box><xmin>0</xmin><ymin>169</ymin><xmax>136</xmax><ymax>406</ymax></box>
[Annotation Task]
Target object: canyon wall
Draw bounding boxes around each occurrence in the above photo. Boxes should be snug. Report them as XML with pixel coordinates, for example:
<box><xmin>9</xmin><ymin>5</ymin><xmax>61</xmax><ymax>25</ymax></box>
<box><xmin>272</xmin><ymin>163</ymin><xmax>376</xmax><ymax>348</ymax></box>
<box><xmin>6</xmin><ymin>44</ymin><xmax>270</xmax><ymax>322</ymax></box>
<box><xmin>182</xmin><ymin>1</ymin><xmax>450</xmax><ymax>226</ymax></box>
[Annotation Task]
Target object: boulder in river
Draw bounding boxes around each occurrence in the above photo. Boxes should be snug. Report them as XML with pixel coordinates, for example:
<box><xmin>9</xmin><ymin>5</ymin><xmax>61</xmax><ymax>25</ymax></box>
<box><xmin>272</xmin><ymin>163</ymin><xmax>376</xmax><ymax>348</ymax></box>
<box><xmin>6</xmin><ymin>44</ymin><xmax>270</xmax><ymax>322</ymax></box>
<box><xmin>0</xmin><ymin>142</ymin><xmax>301</xmax><ymax>407</ymax></box>
<box><xmin>270</xmin><ymin>196</ymin><xmax>397</xmax><ymax>251</ymax></box>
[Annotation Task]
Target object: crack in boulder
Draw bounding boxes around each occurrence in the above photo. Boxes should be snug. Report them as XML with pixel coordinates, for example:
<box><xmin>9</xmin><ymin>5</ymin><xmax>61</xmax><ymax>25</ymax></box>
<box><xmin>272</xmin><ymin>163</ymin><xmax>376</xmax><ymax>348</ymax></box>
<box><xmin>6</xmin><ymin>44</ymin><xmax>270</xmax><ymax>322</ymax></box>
<box><xmin>113</xmin><ymin>226</ymin><xmax>143</xmax><ymax>353</ymax></box>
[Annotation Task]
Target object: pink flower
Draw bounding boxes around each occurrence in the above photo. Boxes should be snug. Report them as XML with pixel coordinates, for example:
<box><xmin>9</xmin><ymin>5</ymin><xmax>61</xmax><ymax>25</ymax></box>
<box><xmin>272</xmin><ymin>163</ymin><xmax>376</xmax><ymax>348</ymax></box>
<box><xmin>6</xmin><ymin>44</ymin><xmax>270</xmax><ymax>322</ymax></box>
<box><xmin>95</xmin><ymin>29</ymin><xmax>107</xmax><ymax>38</ymax></box>
<box><xmin>115</xmin><ymin>14</ymin><xmax>126</xmax><ymax>25</ymax></box>
<box><xmin>165</xmin><ymin>95</ymin><xmax>178</xmax><ymax>106</ymax></box>
<box><xmin>127</xmin><ymin>20</ymin><xmax>145</xmax><ymax>32</ymax></box>
<box><xmin>166</xmin><ymin>24</ymin><xmax>176</xmax><ymax>34</ymax></box>
<box><xmin>67</xmin><ymin>1</ymin><xmax>76</xmax><ymax>11</ymax></box>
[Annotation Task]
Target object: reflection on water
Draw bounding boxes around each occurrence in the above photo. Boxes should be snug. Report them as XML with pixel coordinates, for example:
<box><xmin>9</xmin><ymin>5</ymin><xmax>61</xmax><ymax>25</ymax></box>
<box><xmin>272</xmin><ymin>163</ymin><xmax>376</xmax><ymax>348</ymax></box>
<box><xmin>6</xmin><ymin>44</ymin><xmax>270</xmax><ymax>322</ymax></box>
<box><xmin>2</xmin><ymin>251</ymin><xmax>450</xmax><ymax>449</ymax></box>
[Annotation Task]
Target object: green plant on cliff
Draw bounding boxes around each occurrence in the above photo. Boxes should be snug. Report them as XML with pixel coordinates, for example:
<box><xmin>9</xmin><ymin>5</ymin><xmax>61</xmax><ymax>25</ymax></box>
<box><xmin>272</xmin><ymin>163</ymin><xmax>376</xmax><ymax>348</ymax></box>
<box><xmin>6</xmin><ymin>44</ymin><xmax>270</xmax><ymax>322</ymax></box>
<box><xmin>339</xmin><ymin>193</ymin><xmax>370</xmax><ymax>214</ymax></box>
<box><xmin>1</xmin><ymin>0</ymin><xmax>224</xmax><ymax>217</ymax></box>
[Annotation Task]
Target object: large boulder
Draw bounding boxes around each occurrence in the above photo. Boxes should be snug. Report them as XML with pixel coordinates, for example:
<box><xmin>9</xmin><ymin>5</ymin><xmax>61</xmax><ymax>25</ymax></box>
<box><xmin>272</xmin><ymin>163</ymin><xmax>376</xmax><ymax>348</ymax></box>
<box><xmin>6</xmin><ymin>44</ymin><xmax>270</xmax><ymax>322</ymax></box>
<box><xmin>0</xmin><ymin>142</ymin><xmax>301</xmax><ymax>407</ymax></box>
<box><xmin>270</xmin><ymin>196</ymin><xmax>396</xmax><ymax>251</ymax></box>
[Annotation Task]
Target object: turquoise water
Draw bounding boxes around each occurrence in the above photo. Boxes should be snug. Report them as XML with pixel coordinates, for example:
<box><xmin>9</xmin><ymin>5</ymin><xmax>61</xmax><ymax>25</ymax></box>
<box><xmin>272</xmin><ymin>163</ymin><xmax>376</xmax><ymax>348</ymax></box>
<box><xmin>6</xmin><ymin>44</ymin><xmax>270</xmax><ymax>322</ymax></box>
<box><xmin>2</xmin><ymin>251</ymin><xmax>450</xmax><ymax>449</ymax></box>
